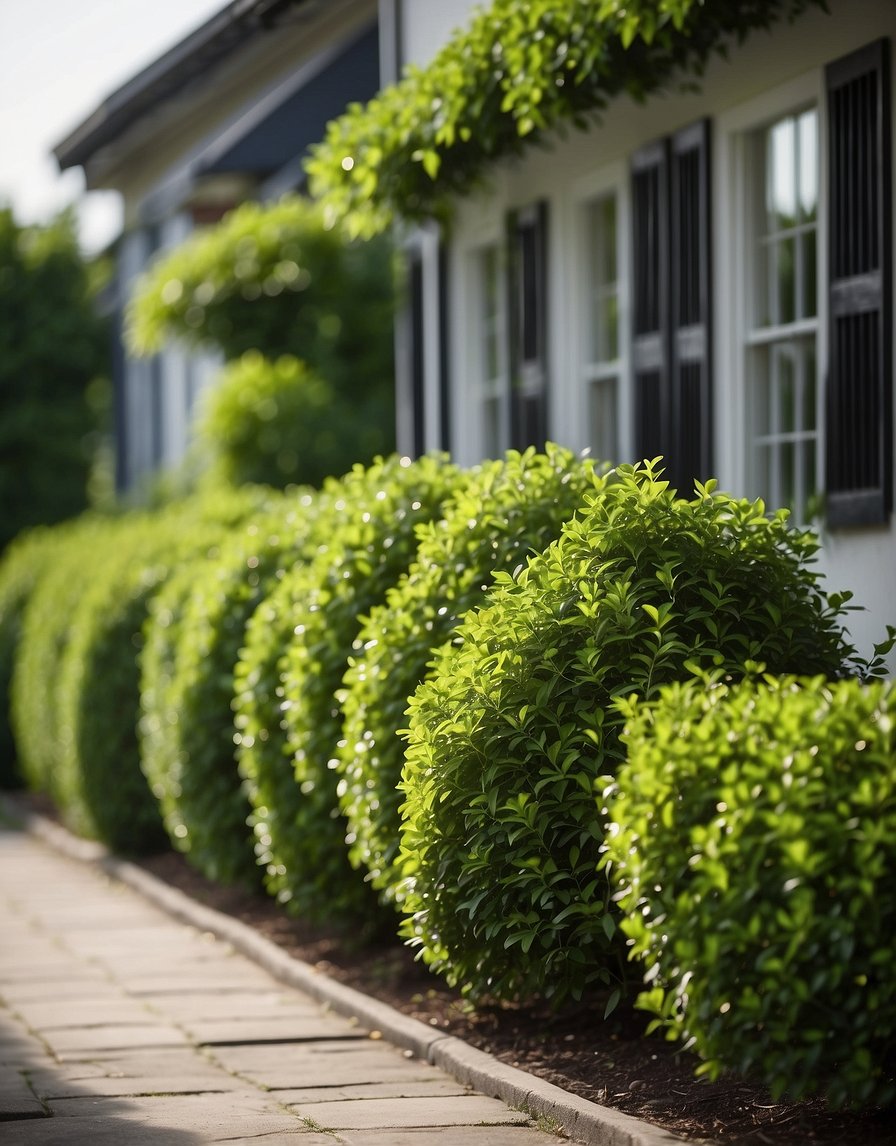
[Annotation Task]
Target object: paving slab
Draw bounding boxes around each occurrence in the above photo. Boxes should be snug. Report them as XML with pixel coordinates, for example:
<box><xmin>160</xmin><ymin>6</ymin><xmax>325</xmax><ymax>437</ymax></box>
<box><xmin>183</xmin><ymin>1014</ymin><xmax>368</xmax><ymax>1044</ymax></box>
<box><xmin>286</xmin><ymin>1093</ymin><xmax>532</xmax><ymax>1130</ymax></box>
<box><xmin>25</xmin><ymin>1046</ymin><xmax>242</xmax><ymax>1099</ymax></box>
<box><xmin>44</xmin><ymin>1022</ymin><xmax>190</xmax><ymax>1057</ymax></box>
<box><xmin>275</xmin><ymin>1078</ymin><xmax>473</xmax><ymax>1104</ymax></box>
<box><xmin>210</xmin><ymin>1039</ymin><xmax>446</xmax><ymax>1090</ymax></box>
<box><xmin>10</xmin><ymin>996</ymin><xmax>156</xmax><ymax>1031</ymax></box>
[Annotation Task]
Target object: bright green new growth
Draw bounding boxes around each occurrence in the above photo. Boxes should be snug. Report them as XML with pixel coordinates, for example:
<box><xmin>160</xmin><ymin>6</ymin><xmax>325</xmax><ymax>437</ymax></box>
<box><xmin>399</xmin><ymin>462</ymin><xmax>858</xmax><ymax>1004</ymax></box>
<box><xmin>0</xmin><ymin>525</ymin><xmax>69</xmax><ymax>786</ymax></box>
<box><xmin>235</xmin><ymin>454</ymin><xmax>460</xmax><ymax>928</ymax></box>
<box><xmin>139</xmin><ymin>489</ymin><xmax>319</xmax><ymax>883</ymax></box>
<box><xmin>606</xmin><ymin>674</ymin><xmax>896</xmax><ymax>1109</ymax></box>
<box><xmin>195</xmin><ymin>353</ymin><xmax>388</xmax><ymax>489</ymax></box>
<box><xmin>11</xmin><ymin>489</ymin><xmax>266</xmax><ymax>851</ymax></box>
<box><xmin>307</xmin><ymin>0</ymin><xmax>825</xmax><ymax>238</ymax></box>
<box><xmin>336</xmin><ymin>444</ymin><xmax>600</xmax><ymax>899</ymax></box>
<box><xmin>11</xmin><ymin>516</ymin><xmax>121</xmax><ymax>806</ymax></box>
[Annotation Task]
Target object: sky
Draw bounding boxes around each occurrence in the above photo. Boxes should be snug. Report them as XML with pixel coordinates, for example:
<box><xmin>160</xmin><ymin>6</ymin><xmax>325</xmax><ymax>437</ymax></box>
<box><xmin>0</xmin><ymin>0</ymin><xmax>229</xmax><ymax>253</ymax></box>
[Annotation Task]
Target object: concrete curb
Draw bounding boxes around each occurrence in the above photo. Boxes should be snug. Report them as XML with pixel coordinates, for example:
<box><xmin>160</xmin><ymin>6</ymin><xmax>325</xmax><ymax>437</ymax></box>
<box><xmin>1</xmin><ymin>795</ymin><xmax>685</xmax><ymax>1146</ymax></box>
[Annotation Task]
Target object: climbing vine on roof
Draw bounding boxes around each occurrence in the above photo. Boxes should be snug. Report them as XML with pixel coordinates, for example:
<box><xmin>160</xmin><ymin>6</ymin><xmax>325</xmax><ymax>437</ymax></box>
<box><xmin>307</xmin><ymin>0</ymin><xmax>827</xmax><ymax>238</ymax></box>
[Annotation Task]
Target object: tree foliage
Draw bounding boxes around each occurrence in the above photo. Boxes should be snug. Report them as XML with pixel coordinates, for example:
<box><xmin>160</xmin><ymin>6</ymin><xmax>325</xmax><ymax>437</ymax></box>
<box><xmin>0</xmin><ymin>207</ymin><xmax>109</xmax><ymax>550</ymax></box>
<box><xmin>126</xmin><ymin>196</ymin><xmax>395</xmax><ymax>481</ymax></box>
<box><xmin>307</xmin><ymin>0</ymin><xmax>827</xmax><ymax>238</ymax></box>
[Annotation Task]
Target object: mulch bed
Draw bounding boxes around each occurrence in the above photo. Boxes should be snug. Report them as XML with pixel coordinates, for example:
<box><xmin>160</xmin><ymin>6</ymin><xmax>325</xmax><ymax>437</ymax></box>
<box><xmin>134</xmin><ymin>846</ymin><xmax>896</xmax><ymax>1145</ymax></box>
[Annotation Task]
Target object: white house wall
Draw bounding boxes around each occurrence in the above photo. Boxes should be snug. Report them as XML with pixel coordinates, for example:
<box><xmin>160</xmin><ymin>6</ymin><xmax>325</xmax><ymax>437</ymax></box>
<box><xmin>397</xmin><ymin>0</ymin><xmax>480</xmax><ymax>70</ymax></box>
<box><xmin>425</xmin><ymin>0</ymin><xmax>896</xmax><ymax>663</ymax></box>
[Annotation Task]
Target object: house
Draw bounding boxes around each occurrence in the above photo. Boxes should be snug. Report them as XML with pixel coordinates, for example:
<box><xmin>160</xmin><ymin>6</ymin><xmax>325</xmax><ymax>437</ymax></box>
<box><xmin>310</xmin><ymin>0</ymin><xmax>895</xmax><ymax>663</ymax></box>
<box><xmin>54</xmin><ymin>0</ymin><xmax>380</xmax><ymax>492</ymax></box>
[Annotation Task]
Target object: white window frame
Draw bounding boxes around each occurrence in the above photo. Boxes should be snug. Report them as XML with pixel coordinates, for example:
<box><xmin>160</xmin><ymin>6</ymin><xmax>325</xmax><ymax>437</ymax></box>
<box><xmin>569</xmin><ymin>163</ymin><xmax>631</xmax><ymax>464</ymax></box>
<box><xmin>472</xmin><ymin>240</ymin><xmax>509</xmax><ymax>460</ymax></box>
<box><xmin>716</xmin><ymin>70</ymin><xmax>827</xmax><ymax>516</ymax></box>
<box><xmin>452</xmin><ymin>197</ymin><xmax>509</xmax><ymax>465</ymax></box>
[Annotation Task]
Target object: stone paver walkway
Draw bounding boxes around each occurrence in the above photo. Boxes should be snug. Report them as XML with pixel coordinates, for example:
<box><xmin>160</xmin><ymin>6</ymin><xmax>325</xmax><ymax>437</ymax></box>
<box><xmin>0</xmin><ymin>825</ymin><xmax>574</xmax><ymax>1145</ymax></box>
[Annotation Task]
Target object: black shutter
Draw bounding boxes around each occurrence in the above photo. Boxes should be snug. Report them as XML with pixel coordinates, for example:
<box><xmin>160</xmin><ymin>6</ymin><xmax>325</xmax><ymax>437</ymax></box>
<box><xmin>670</xmin><ymin>119</ymin><xmax>712</xmax><ymax>491</ymax></box>
<box><xmin>438</xmin><ymin>238</ymin><xmax>452</xmax><ymax>453</ymax></box>
<box><xmin>632</xmin><ymin>124</ymin><xmax>713</xmax><ymax>492</ymax></box>
<box><xmin>825</xmin><ymin>38</ymin><xmax>892</xmax><ymax>527</ymax></box>
<box><xmin>407</xmin><ymin>246</ymin><xmax>426</xmax><ymax>457</ymax></box>
<box><xmin>507</xmin><ymin>202</ymin><xmax>549</xmax><ymax>450</ymax></box>
<box><xmin>631</xmin><ymin>140</ymin><xmax>671</xmax><ymax>469</ymax></box>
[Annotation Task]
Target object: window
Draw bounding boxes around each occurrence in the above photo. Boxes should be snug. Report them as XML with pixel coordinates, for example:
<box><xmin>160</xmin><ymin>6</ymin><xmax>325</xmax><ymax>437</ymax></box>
<box><xmin>746</xmin><ymin>108</ymin><xmax>819</xmax><ymax>523</ymax></box>
<box><xmin>738</xmin><ymin>38</ymin><xmax>892</xmax><ymax>529</ymax></box>
<box><xmin>583</xmin><ymin>193</ymin><xmax>621</xmax><ymax>463</ymax></box>
<box><xmin>473</xmin><ymin>243</ymin><xmax>508</xmax><ymax>458</ymax></box>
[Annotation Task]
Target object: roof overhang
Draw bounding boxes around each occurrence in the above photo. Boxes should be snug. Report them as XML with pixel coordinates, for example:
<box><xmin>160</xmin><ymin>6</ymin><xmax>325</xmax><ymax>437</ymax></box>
<box><xmin>53</xmin><ymin>0</ymin><xmax>320</xmax><ymax>173</ymax></box>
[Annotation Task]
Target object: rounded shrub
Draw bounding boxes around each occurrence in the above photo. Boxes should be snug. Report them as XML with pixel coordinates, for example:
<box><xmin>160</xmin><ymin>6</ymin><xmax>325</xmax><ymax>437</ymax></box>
<box><xmin>235</xmin><ymin>453</ymin><xmax>460</xmax><ymax>928</ymax></box>
<box><xmin>196</xmin><ymin>353</ymin><xmax>388</xmax><ymax>489</ymax></box>
<box><xmin>606</xmin><ymin>673</ymin><xmax>896</xmax><ymax>1109</ymax></box>
<box><xmin>11</xmin><ymin>516</ymin><xmax>118</xmax><ymax>803</ymax></box>
<box><xmin>336</xmin><ymin>444</ymin><xmax>599</xmax><ymax>899</ymax></box>
<box><xmin>52</xmin><ymin>487</ymin><xmax>268</xmax><ymax>851</ymax></box>
<box><xmin>140</xmin><ymin>488</ymin><xmax>328</xmax><ymax>884</ymax></box>
<box><xmin>0</xmin><ymin>525</ymin><xmax>67</xmax><ymax>787</ymax></box>
<box><xmin>398</xmin><ymin>461</ymin><xmax>858</xmax><ymax>1004</ymax></box>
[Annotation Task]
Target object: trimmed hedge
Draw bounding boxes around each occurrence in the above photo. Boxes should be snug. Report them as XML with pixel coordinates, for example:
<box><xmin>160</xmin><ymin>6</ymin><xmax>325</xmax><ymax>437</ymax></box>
<box><xmin>140</xmin><ymin>488</ymin><xmax>326</xmax><ymax>884</ymax></box>
<box><xmin>235</xmin><ymin>453</ymin><xmax>460</xmax><ymax>928</ymax></box>
<box><xmin>606</xmin><ymin>674</ymin><xmax>896</xmax><ymax>1109</ymax></box>
<box><xmin>11</xmin><ymin>516</ymin><xmax>119</xmax><ymax>804</ymax></box>
<box><xmin>399</xmin><ymin>462</ymin><xmax>858</xmax><ymax>1004</ymax></box>
<box><xmin>336</xmin><ymin>444</ymin><xmax>599</xmax><ymax>898</ymax></box>
<box><xmin>0</xmin><ymin>525</ymin><xmax>66</xmax><ymax>787</ymax></box>
<box><xmin>196</xmin><ymin>353</ymin><xmax>391</xmax><ymax>489</ymax></box>
<box><xmin>18</xmin><ymin>489</ymin><xmax>268</xmax><ymax>850</ymax></box>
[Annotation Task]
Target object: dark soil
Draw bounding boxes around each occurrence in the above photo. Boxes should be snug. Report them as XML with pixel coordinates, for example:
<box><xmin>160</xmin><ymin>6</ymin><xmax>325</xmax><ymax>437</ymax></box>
<box><xmin>133</xmin><ymin>847</ymin><xmax>895</xmax><ymax>1146</ymax></box>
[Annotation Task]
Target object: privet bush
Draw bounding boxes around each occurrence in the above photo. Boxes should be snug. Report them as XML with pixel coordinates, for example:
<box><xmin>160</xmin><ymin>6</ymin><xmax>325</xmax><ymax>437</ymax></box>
<box><xmin>52</xmin><ymin>488</ymin><xmax>266</xmax><ymax>851</ymax></box>
<box><xmin>606</xmin><ymin>673</ymin><xmax>896</xmax><ymax>1109</ymax></box>
<box><xmin>0</xmin><ymin>526</ymin><xmax>65</xmax><ymax>786</ymax></box>
<box><xmin>140</xmin><ymin>488</ymin><xmax>327</xmax><ymax>884</ymax></box>
<box><xmin>336</xmin><ymin>444</ymin><xmax>599</xmax><ymax>898</ymax></box>
<box><xmin>399</xmin><ymin>462</ymin><xmax>858</xmax><ymax>1004</ymax></box>
<box><xmin>235</xmin><ymin>453</ymin><xmax>459</xmax><ymax>927</ymax></box>
<box><xmin>11</xmin><ymin>517</ymin><xmax>118</xmax><ymax>803</ymax></box>
<box><xmin>127</xmin><ymin>195</ymin><xmax>395</xmax><ymax>468</ymax></box>
<box><xmin>196</xmin><ymin>353</ymin><xmax>388</xmax><ymax>489</ymax></box>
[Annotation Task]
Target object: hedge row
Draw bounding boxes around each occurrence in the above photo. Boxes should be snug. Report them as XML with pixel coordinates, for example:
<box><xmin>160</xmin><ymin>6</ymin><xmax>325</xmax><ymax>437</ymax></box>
<box><xmin>1</xmin><ymin>452</ymin><xmax>893</xmax><ymax>1108</ymax></box>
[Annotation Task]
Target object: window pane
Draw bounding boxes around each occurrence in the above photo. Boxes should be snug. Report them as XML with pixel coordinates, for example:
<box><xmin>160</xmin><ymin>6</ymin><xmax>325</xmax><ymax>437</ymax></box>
<box><xmin>803</xmin><ymin>438</ymin><xmax>817</xmax><ymax>516</ymax></box>
<box><xmin>767</xmin><ymin>117</ymin><xmax>797</xmax><ymax>232</ymax></box>
<box><xmin>776</xmin><ymin>345</ymin><xmax>796</xmax><ymax>433</ymax></box>
<box><xmin>483</xmin><ymin>395</ymin><xmax>502</xmax><ymax>459</ymax></box>
<box><xmin>601</xmin><ymin>195</ymin><xmax>617</xmax><ymax>282</ymax></box>
<box><xmin>750</xmin><ymin>335</ymin><xmax>817</xmax><ymax>521</ymax></box>
<box><xmin>588</xmin><ymin>377</ymin><xmax>619</xmax><ymax>463</ymax></box>
<box><xmin>798</xmin><ymin>109</ymin><xmax>818</xmax><ymax>224</ymax></box>
<box><xmin>801</xmin><ymin>230</ymin><xmax>817</xmax><ymax>319</ymax></box>
<box><xmin>586</xmin><ymin>193</ymin><xmax>618</xmax><ymax>365</ymax></box>
<box><xmin>775</xmin><ymin>236</ymin><xmax>797</xmax><ymax>325</ymax></box>
<box><xmin>802</xmin><ymin>342</ymin><xmax>817</xmax><ymax>429</ymax></box>
<box><xmin>480</xmin><ymin>246</ymin><xmax>500</xmax><ymax>383</ymax></box>
<box><xmin>780</xmin><ymin>440</ymin><xmax>795</xmax><ymax>510</ymax></box>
